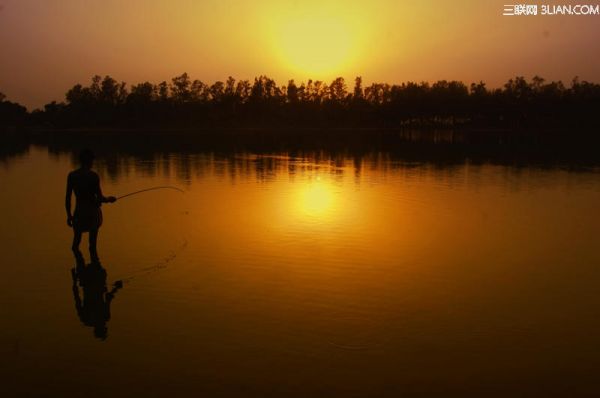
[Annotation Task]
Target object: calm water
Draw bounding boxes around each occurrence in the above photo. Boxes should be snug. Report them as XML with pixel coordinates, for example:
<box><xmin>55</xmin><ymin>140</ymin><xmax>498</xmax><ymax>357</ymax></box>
<box><xmin>1</xmin><ymin>142</ymin><xmax>600</xmax><ymax>397</ymax></box>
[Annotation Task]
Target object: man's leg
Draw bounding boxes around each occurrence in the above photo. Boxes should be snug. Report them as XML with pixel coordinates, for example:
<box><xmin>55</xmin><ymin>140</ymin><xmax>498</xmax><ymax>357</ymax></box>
<box><xmin>72</xmin><ymin>244</ymin><xmax>85</xmax><ymax>286</ymax></box>
<box><xmin>72</xmin><ymin>229</ymin><xmax>82</xmax><ymax>253</ymax></box>
<box><xmin>89</xmin><ymin>229</ymin><xmax>99</xmax><ymax>261</ymax></box>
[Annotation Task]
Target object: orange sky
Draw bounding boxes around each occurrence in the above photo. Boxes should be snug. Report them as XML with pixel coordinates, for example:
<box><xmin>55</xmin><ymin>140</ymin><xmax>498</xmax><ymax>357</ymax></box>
<box><xmin>1</xmin><ymin>0</ymin><xmax>599</xmax><ymax>109</ymax></box>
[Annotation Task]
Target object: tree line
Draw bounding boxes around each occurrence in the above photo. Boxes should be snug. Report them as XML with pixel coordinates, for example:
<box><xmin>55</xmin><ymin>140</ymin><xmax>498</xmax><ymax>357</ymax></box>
<box><xmin>2</xmin><ymin>74</ymin><xmax>600</xmax><ymax>129</ymax></box>
<box><xmin>0</xmin><ymin>91</ymin><xmax>28</xmax><ymax>127</ymax></box>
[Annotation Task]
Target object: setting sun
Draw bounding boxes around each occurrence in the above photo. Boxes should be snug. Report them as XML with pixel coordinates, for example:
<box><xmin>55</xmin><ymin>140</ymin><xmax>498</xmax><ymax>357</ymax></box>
<box><xmin>266</xmin><ymin>3</ymin><xmax>368</xmax><ymax>77</ymax></box>
<box><xmin>273</xmin><ymin>17</ymin><xmax>356</xmax><ymax>76</ymax></box>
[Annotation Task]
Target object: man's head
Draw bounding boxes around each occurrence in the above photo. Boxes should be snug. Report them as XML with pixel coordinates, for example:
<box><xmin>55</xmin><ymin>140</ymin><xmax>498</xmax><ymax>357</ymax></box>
<box><xmin>79</xmin><ymin>149</ymin><xmax>95</xmax><ymax>169</ymax></box>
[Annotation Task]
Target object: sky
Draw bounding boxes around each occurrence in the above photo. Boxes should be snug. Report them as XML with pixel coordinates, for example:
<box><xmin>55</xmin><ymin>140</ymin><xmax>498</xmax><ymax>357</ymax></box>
<box><xmin>1</xmin><ymin>0</ymin><xmax>599</xmax><ymax>110</ymax></box>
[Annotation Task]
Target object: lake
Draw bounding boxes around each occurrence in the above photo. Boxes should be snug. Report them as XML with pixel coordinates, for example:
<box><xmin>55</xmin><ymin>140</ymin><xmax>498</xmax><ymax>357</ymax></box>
<box><xmin>1</xmin><ymin>132</ymin><xmax>600</xmax><ymax>397</ymax></box>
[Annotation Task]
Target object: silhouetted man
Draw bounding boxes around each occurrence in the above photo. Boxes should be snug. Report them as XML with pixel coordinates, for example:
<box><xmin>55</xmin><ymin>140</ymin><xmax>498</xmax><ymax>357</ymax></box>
<box><xmin>66</xmin><ymin>149</ymin><xmax>116</xmax><ymax>262</ymax></box>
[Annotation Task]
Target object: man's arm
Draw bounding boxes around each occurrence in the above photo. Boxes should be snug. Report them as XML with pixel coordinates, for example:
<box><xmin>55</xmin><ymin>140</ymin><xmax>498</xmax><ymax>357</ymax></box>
<box><xmin>95</xmin><ymin>173</ymin><xmax>116</xmax><ymax>203</ymax></box>
<box><xmin>65</xmin><ymin>174</ymin><xmax>73</xmax><ymax>226</ymax></box>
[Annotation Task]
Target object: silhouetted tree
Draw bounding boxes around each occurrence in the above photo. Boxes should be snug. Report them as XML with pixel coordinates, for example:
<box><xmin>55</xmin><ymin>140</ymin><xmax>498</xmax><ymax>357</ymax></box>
<box><xmin>235</xmin><ymin>80</ymin><xmax>251</xmax><ymax>102</ymax></box>
<box><xmin>225</xmin><ymin>77</ymin><xmax>236</xmax><ymax>97</ymax></box>
<box><xmin>170</xmin><ymin>73</ymin><xmax>192</xmax><ymax>103</ymax></box>
<box><xmin>210</xmin><ymin>81</ymin><xmax>225</xmax><ymax>102</ymax></box>
<box><xmin>19</xmin><ymin>74</ymin><xmax>600</xmax><ymax>130</ymax></box>
<box><xmin>0</xmin><ymin>91</ymin><xmax>28</xmax><ymax>127</ymax></box>
<box><xmin>129</xmin><ymin>82</ymin><xmax>156</xmax><ymax>103</ymax></box>
<box><xmin>353</xmin><ymin>77</ymin><xmax>363</xmax><ymax>100</ymax></box>
<box><xmin>329</xmin><ymin>77</ymin><xmax>347</xmax><ymax>102</ymax></box>
<box><xmin>286</xmin><ymin>79</ymin><xmax>299</xmax><ymax>103</ymax></box>
<box><xmin>157</xmin><ymin>81</ymin><xmax>169</xmax><ymax>101</ymax></box>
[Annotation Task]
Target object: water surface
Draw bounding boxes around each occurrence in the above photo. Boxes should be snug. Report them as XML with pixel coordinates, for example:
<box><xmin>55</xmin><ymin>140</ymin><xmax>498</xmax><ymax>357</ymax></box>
<box><xmin>1</xmin><ymin>142</ymin><xmax>599</xmax><ymax>397</ymax></box>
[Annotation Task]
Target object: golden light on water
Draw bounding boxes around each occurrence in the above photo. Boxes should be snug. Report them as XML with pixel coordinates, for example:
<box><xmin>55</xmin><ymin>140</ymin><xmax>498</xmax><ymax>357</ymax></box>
<box><xmin>298</xmin><ymin>179</ymin><xmax>336</xmax><ymax>216</ymax></box>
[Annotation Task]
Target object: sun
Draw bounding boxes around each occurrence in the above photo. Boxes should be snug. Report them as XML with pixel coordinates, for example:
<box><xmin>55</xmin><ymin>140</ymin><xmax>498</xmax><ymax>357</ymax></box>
<box><xmin>274</xmin><ymin>17</ymin><xmax>355</xmax><ymax>76</ymax></box>
<box><xmin>266</xmin><ymin>5</ymin><xmax>367</xmax><ymax>77</ymax></box>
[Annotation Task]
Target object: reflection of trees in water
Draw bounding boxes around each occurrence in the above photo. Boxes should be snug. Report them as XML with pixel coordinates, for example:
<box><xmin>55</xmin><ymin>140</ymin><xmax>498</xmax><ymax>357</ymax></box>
<box><xmin>2</xmin><ymin>129</ymin><xmax>599</xmax><ymax>179</ymax></box>
<box><xmin>32</xmin><ymin>130</ymin><xmax>600</xmax><ymax>179</ymax></box>
<box><xmin>0</xmin><ymin>136</ymin><xmax>29</xmax><ymax>165</ymax></box>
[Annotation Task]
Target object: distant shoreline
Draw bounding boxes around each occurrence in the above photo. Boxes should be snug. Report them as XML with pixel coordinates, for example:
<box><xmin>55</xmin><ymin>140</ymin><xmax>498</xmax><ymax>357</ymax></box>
<box><xmin>3</xmin><ymin>76</ymin><xmax>599</xmax><ymax>135</ymax></box>
<box><xmin>3</xmin><ymin>125</ymin><xmax>593</xmax><ymax>136</ymax></box>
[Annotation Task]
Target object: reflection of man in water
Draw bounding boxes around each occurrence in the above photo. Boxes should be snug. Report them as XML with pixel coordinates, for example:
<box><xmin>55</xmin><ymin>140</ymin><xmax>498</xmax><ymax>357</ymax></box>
<box><xmin>72</xmin><ymin>252</ymin><xmax>122</xmax><ymax>340</ymax></box>
<box><xmin>65</xmin><ymin>149</ymin><xmax>116</xmax><ymax>262</ymax></box>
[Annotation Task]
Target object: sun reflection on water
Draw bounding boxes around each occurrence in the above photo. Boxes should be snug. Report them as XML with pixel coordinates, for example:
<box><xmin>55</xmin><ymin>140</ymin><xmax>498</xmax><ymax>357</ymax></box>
<box><xmin>296</xmin><ymin>177</ymin><xmax>336</xmax><ymax>218</ymax></box>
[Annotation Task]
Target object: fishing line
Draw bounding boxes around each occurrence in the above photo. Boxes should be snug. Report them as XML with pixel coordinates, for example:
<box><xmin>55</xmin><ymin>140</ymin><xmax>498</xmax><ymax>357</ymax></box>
<box><xmin>109</xmin><ymin>184</ymin><xmax>190</xmax><ymax>286</ymax></box>
<box><xmin>116</xmin><ymin>186</ymin><xmax>185</xmax><ymax>200</ymax></box>
<box><xmin>112</xmin><ymin>239</ymin><xmax>189</xmax><ymax>287</ymax></box>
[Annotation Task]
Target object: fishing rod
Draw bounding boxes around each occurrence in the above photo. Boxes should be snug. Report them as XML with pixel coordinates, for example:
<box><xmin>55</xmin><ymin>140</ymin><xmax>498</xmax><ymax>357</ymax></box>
<box><xmin>116</xmin><ymin>186</ymin><xmax>185</xmax><ymax>200</ymax></box>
